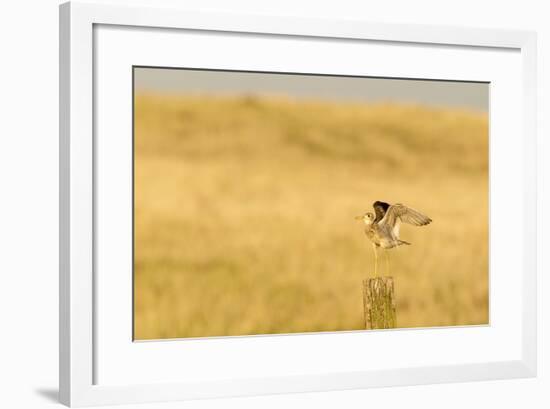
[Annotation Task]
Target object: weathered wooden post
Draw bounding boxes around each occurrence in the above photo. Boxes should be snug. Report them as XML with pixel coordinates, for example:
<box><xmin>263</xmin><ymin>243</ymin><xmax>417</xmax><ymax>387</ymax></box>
<box><xmin>362</xmin><ymin>277</ymin><xmax>396</xmax><ymax>329</ymax></box>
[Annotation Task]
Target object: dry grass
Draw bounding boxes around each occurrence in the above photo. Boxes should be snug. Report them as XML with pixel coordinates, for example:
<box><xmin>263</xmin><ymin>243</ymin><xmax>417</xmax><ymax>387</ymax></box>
<box><xmin>134</xmin><ymin>93</ymin><xmax>489</xmax><ymax>340</ymax></box>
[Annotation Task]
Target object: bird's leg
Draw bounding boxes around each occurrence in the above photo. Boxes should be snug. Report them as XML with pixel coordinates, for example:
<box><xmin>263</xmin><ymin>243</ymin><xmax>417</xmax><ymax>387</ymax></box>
<box><xmin>372</xmin><ymin>243</ymin><xmax>378</xmax><ymax>276</ymax></box>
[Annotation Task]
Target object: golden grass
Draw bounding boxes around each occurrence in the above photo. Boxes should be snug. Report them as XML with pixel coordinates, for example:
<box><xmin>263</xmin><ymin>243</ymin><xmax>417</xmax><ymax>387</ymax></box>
<box><xmin>134</xmin><ymin>93</ymin><xmax>488</xmax><ymax>340</ymax></box>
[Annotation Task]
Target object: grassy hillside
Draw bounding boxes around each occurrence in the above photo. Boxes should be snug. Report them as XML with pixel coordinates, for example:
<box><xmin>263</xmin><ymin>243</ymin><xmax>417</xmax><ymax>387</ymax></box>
<box><xmin>134</xmin><ymin>93</ymin><xmax>489</xmax><ymax>340</ymax></box>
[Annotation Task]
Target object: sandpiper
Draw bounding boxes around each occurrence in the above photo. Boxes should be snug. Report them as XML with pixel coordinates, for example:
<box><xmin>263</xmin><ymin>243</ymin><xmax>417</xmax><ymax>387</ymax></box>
<box><xmin>356</xmin><ymin>201</ymin><xmax>432</xmax><ymax>275</ymax></box>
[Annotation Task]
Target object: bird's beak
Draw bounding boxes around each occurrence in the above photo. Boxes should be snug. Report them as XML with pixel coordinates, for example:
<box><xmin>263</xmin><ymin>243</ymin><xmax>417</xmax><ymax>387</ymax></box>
<box><xmin>354</xmin><ymin>215</ymin><xmax>362</xmax><ymax>221</ymax></box>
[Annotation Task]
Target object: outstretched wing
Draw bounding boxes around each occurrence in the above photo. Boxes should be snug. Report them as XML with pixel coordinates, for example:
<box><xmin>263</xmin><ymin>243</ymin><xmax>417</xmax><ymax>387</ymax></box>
<box><xmin>372</xmin><ymin>201</ymin><xmax>390</xmax><ymax>223</ymax></box>
<box><xmin>380</xmin><ymin>203</ymin><xmax>432</xmax><ymax>236</ymax></box>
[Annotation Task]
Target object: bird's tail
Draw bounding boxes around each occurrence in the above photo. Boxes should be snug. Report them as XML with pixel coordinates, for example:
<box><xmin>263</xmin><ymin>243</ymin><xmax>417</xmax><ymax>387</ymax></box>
<box><xmin>398</xmin><ymin>240</ymin><xmax>411</xmax><ymax>246</ymax></box>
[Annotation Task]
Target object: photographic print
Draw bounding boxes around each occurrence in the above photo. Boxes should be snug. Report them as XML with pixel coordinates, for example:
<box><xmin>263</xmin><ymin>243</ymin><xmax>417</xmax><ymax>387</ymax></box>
<box><xmin>133</xmin><ymin>67</ymin><xmax>489</xmax><ymax>340</ymax></box>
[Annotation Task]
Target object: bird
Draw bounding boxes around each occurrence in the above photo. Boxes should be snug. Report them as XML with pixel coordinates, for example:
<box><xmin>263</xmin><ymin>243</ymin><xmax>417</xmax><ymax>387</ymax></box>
<box><xmin>355</xmin><ymin>201</ymin><xmax>432</xmax><ymax>276</ymax></box>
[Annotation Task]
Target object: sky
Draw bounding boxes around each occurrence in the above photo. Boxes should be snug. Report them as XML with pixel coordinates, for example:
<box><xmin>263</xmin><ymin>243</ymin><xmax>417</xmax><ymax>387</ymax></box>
<box><xmin>134</xmin><ymin>67</ymin><xmax>489</xmax><ymax>111</ymax></box>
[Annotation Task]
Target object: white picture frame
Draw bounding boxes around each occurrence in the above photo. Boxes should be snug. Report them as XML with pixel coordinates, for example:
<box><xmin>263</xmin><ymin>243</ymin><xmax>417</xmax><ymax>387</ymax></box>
<box><xmin>59</xmin><ymin>1</ymin><xmax>537</xmax><ymax>407</ymax></box>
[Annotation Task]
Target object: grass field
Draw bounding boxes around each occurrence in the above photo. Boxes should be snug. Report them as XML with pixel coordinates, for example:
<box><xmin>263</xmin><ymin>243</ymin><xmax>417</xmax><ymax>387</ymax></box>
<box><xmin>134</xmin><ymin>93</ymin><xmax>489</xmax><ymax>340</ymax></box>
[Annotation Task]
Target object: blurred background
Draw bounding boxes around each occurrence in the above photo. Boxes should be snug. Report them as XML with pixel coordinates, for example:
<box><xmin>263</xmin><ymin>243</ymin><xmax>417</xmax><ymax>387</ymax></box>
<box><xmin>133</xmin><ymin>68</ymin><xmax>489</xmax><ymax>340</ymax></box>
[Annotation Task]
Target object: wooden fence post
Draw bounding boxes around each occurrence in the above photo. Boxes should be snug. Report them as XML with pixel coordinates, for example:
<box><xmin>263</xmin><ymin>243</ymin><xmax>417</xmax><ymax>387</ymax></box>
<box><xmin>362</xmin><ymin>277</ymin><xmax>397</xmax><ymax>329</ymax></box>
